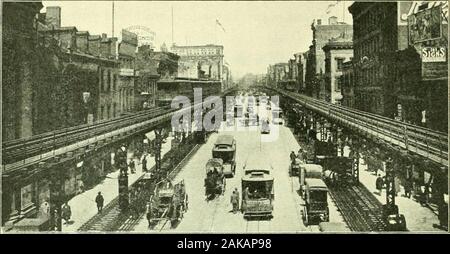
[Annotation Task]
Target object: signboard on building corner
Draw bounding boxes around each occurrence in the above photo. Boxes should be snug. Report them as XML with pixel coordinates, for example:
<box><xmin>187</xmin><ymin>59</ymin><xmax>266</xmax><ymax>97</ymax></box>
<box><xmin>421</xmin><ymin>46</ymin><xmax>447</xmax><ymax>62</ymax></box>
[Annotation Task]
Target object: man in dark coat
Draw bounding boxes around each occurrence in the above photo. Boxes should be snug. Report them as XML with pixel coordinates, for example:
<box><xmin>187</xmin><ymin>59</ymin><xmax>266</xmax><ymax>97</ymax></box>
<box><xmin>290</xmin><ymin>151</ymin><xmax>296</xmax><ymax>163</ymax></box>
<box><xmin>230</xmin><ymin>188</ymin><xmax>240</xmax><ymax>213</ymax></box>
<box><xmin>376</xmin><ymin>175</ymin><xmax>384</xmax><ymax>196</ymax></box>
<box><xmin>61</xmin><ymin>202</ymin><xmax>71</xmax><ymax>224</ymax></box>
<box><xmin>129</xmin><ymin>159</ymin><xmax>136</xmax><ymax>174</ymax></box>
<box><xmin>95</xmin><ymin>192</ymin><xmax>104</xmax><ymax>213</ymax></box>
<box><xmin>142</xmin><ymin>155</ymin><xmax>148</xmax><ymax>172</ymax></box>
<box><xmin>404</xmin><ymin>178</ymin><xmax>412</xmax><ymax>198</ymax></box>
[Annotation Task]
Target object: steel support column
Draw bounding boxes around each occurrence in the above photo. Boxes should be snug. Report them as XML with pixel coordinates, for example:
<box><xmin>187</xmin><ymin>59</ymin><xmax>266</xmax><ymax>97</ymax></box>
<box><xmin>117</xmin><ymin>146</ymin><xmax>129</xmax><ymax>212</ymax></box>
<box><xmin>154</xmin><ymin>129</ymin><xmax>163</xmax><ymax>174</ymax></box>
<box><xmin>49</xmin><ymin>166</ymin><xmax>63</xmax><ymax>231</ymax></box>
<box><xmin>383</xmin><ymin>155</ymin><xmax>398</xmax><ymax>216</ymax></box>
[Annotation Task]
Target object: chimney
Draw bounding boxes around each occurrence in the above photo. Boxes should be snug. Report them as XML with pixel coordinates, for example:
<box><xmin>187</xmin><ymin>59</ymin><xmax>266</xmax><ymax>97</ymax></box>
<box><xmin>102</xmin><ymin>33</ymin><xmax>107</xmax><ymax>40</ymax></box>
<box><xmin>317</xmin><ymin>19</ymin><xmax>322</xmax><ymax>25</ymax></box>
<box><xmin>329</xmin><ymin>16</ymin><xmax>338</xmax><ymax>25</ymax></box>
<box><xmin>46</xmin><ymin>6</ymin><xmax>61</xmax><ymax>29</ymax></box>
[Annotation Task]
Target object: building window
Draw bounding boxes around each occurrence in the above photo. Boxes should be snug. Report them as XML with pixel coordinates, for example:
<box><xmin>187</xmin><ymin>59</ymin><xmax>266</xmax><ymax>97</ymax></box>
<box><xmin>325</xmin><ymin>58</ymin><xmax>331</xmax><ymax>73</ymax></box>
<box><xmin>20</xmin><ymin>184</ymin><xmax>34</xmax><ymax>210</ymax></box>
<box><xmin>100</xmin><ymin>68</ymin><xmax>104</xmax><ymax>91</ymax></box>
<box><xmin>107</xmin><ymin>70</ymin><xmax>111</xmax><ymax>92</ymax></box>
<box><xmin>101</xmin><ymin>106</ymin><xmax>104</xmax><ymax>120</ymax></box>
<box><xmin>336</xmin><ymin>58</ymin><xmax>344</xmax><ymax>71</ymax></box>
<box><xmin>107</xmin><ymin>104</ymin><xmax>111</xmax><ymax>119</ymax></box>
<box><xmin>113</xmin><ymin>103</ymin><xmax>116</xmax><ymax>117</ymax></box>
<box><xmin>113</xmin><ymin>75</ymin><xmax>117</xmax><ymax>91</ymax></box>
<box><xmin>335</xmin><ymin>77</ymin><xmax>342</xmax><ymax>92</ymax></box>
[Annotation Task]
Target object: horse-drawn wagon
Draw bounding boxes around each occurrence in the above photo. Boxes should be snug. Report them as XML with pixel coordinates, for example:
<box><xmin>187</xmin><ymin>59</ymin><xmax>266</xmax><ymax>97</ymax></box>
<box><xmin>147</xmin><ymin>179</ymin><xmax>188</xmax><ymax>227</ymax></box>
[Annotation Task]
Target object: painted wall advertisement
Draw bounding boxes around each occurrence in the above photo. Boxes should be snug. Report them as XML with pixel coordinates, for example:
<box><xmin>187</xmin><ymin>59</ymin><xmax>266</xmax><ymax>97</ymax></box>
<box><xmin>408</xmin><ymin>6</ymin><xmax>442</xmax><ymax>43</ymax></box>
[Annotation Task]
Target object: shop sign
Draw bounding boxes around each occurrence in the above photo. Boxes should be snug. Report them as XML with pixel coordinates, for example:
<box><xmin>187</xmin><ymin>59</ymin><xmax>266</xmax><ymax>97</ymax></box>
<box><xmin>422</xmin><ymin>47</ymin><xmax>446</xmax><ymax>62</ymax></box>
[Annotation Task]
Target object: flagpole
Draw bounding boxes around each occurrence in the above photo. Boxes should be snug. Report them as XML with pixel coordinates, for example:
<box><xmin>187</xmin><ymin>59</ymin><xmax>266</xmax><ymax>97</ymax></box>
<box><xmin>214</xmin><ymin>20</ymin><xmax>217</xmax><ymax>45</ymax></box>
<box><xmin>171</xmin><ymin>6</ymin><xmax>174</xmax><ymax>45</ymax></box>
<box><xmin>112</xmin><ymin>1</ymin><xmax>115</xmax><ymax>37</ymax></box>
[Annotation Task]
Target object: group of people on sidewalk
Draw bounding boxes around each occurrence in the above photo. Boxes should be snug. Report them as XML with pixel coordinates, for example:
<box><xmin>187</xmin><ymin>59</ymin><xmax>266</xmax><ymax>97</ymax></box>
<box><xmin>290</xmin><ymin>148</ymin><xmax>307</xmax><ymax>164</ymax></box>
<box><xmin>374</xmin><ymin>173</ymin><xmax>418</xmax><ymax>201</ymax></box>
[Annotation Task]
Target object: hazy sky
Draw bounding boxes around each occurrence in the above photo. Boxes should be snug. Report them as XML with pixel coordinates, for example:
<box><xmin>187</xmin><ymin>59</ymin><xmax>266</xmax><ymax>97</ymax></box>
<box><xmin>42</xmin><ymin>1</ymin><xmax>353</xmax><ymax>78</ymax></box>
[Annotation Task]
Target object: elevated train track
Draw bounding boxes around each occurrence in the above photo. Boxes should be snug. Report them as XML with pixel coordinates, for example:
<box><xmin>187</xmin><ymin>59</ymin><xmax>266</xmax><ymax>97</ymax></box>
<box><xmin>2</xmin><ymin>89</ymin><xmax>235</xmax><ymax>175</ymax></box>
<box><xmin>267</xmin><ymin>87</ymin><xmax>448</xmax><ymax>168</ymax></box>
<box><xmin>327</xmin><ymin>183</ymin><xmax>387</xmax><ymax>232</ymax></box>
<box><xmin>2</xmin><ymin>106</ymin><xmax>172</xmax><ymax>165</ymax></box>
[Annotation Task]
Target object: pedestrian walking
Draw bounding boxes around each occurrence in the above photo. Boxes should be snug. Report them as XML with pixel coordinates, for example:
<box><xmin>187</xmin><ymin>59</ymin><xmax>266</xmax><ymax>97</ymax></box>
<box><xmin>78</xmin><ymin>179</ymin><xmax>85</xmax><ymax>194</ymax></box>
<box><xmin>61</xmin><ymin>202</ymin><xmax>72</xmax><ymax>224</ymax></box>
<box><xmin>234</xmin><ymin>188</ymin><xmax>240</xmax><ymax>209</ymax></box>
<box><xmin>290</xmin><ymin>151</ymin><xmax>296</xmax><ymax>163</ymax></box>
<box><xmin>376</xmin><ymin>174</ymin><xmax>384</xmax><ymax>196</ymax></box>
<box><xmin>297</xmin><ymin>148</ymin><xmax>306</xmax><ymax>162</ymax></box>
<box><xmin>230</xmin><ymin>188</ymin><xmax>240</xmax><ymax>213</ymax></box>
<box><xmin>40</xmin><ymin>200</ymin><xmax>50</xmax><ymax>218</ymax></box>
<box><xmin>95</xmin><ymin>192</ymin><xmax>104</xmax><ymax>213</ymax></box>
<box><xmin>142</xmin><ymin>155</ymin><xmax>148</xmax><ymax>172</ymax></box>
<box><xmin>129</xmin><ymin>159</ymin><xmax>136</xmax><ymax>174</ymax></box>
<box><xmin>404</xmin><ymin>179</ymin><xmax>412</xmax><ymax>198</ymax></box>
<box><xmin>146</xmin><ymin>203</ymin><xmax>152</xmax><ymax>227</ymax></box>
<box><xmin>394</xmin><ymin>176</ymin><xmax>401</xmax><ymax>196</ymax></box>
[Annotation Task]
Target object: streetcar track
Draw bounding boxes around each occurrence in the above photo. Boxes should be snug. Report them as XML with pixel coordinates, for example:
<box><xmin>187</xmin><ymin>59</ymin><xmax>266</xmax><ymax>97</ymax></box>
<box><xmin>77</xmin><ymin>144</ymin><xmax>200</xmax><ymax>232</ymax></box>
<box><xmin>278</xmin><ymin>124</ymin><xmax>309</xmax><ymax>232</ymax></box>
<box><xmin>207</xmin><ymin>195</ymin><xmax>222</xmax><ymax>232</ymax></box>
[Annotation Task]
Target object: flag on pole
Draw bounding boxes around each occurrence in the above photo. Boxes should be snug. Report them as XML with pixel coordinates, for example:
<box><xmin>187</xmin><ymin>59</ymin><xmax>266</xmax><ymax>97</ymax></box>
<box><xmin>326</xmin><ymin>0</ymin><xmax>340</xmax><ymax>14</ymax></box>
<box><xmin>216</xmin><ymin>19</ymin><xmax>226</xmax><ymax>32</ymax></box>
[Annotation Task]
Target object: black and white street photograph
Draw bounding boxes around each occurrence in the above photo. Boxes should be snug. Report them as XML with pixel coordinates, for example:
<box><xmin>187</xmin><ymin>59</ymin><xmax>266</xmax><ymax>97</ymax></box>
<box><xmin>1</xmin><ymin>0</ymin><xmax>449</xmax><ymax>234</ymax></box>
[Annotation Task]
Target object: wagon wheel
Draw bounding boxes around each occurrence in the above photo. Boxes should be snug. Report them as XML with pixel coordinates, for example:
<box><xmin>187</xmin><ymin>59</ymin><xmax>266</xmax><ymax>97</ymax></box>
<box><xmin>148</xmin><ymin>197</ymin><xmax>156</xmax><ymax>224</ymax></box>
<box><xmin>222</xmin><ymin>178</ymin><xmax>226</xmax><ymax>195</ymax></box>
<box><xmin>178</xmin><ymin>205</ymin><xmax>184</xmax><ymax>220</ymax></box>
<box><xmin>184</xmin><ymin>194</ymin><xmax>189</xmax><ymax>211</ymax></box>
<box><xmin>302</xmin><ymin>207</ymin><xmax>308</xmax><ymax>226</ymax></box>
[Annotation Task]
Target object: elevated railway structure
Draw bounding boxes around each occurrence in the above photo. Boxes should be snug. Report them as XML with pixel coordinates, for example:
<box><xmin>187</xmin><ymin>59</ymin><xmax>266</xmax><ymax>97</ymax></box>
<box><xmin>1</xmin><ymin>87</ymin><xmax>236</xmax><ymax>228</ymax></box>
<box><xmin>266</xmin><ymin>87</ymin><xmax>447</xmax><ymax>168</ymax></box>
<box><xmin>264</xmin><ymin>86</ymin><xmax>448</xmax><ymax>230</ymax></box>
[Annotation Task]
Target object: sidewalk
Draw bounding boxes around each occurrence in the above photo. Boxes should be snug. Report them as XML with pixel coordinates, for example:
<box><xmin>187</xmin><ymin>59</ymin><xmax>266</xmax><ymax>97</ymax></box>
<box><xmin>342</xmin><ymin>146</ymin><xmax>444</xmax><ymax>232</ymax></box>
<box><xmin>61</xmin><ymin>136</ymin><xmax>173</xmax><ymax>232</ymax></box>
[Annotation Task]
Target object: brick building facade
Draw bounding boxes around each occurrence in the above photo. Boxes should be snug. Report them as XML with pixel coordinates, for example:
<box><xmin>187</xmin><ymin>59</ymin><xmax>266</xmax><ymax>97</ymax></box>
<box><xmin>305</xmin><ymin>16</ymin><xmax>352</xmax><ymax>99</ymax></box>
<box><xmin>339</xmin><ymin>60</ymin><xmax>356</xmax><ymax>108</ymax></box>
<box><xmin>170</xmin><ymin>44</ymin><xmax>225</xmax><ymax>90</ymax></box>
<box><xmin>322</xmin><ymin>38</ymin><xmax>353</xmax><ymax>104</ymax></box>
<box><xmin>349</xmin><ymin>1</ymin><xmax>413</xmax><ymax>117</ymax></box>
<box><xmin>2</xmin><ymin>2</ymin><xmax>44</xmax><ymax>141</ymax></box>
<box><xmin>393</xmin><ymin>2</ymin><xmax>448</xmax><ymax>132</ymax></box>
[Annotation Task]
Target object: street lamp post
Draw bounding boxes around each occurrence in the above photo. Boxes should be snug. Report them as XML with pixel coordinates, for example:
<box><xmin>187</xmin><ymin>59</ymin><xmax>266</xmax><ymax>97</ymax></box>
<box><xmin>82</xmin><ymin>92</ymin><xmax>91</xmax><ymax>124</ymax></box>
